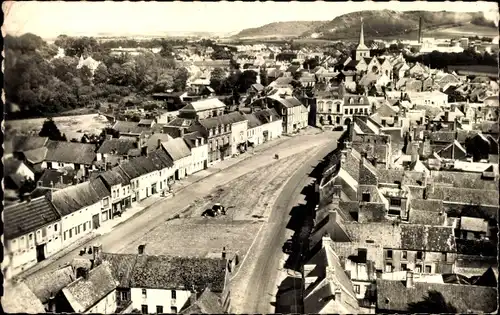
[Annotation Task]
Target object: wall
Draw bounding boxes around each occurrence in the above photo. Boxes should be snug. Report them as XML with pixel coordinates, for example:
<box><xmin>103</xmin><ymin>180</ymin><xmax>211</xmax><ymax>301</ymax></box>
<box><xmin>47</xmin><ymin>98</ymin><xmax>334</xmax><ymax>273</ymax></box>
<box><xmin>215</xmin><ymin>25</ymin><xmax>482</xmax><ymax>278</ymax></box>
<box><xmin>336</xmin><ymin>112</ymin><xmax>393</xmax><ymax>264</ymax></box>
<box><xmin>247</xmin><ymin>126</ymin><xmax>263</xmax><ymax>147</ymax></box>
<box><xmin>85</xmin><ymin>290</ymin><xmax>117</xmax><ymax>314</ymax></box>
<box><xmin>231</xmin><ymin>121</ymin><xmax>248</xmax><ymax>155</ymax></box>
<box><xmin>261</xmin><ymin>119</ymin><xmax>283</xmax><ymax>141</ymax></box>
<box><xmin>131</xmin><ymin>170</ymin><xmax>162</xmax><ymax>202</ymax></box>
<box><xmin>174</xmin><ymin>155</ymin><xmax>193</xmax><ymax>179</ymax></box>
<box><xmin>130</xmin><ymin>288</ymin><xmax>191</xmax><ymax>313</ymax></box>
<box><xmin>382</xmin><ymin>249</ymin><xmax>455</xmax><ymax>274</ymax></box>
<box><xmin>62</xmin><ymin>202</ymin><xmax>101</xmax><ymax>246</ymax></box>
<box><xmin>4</xmin><ymin>221</ymin><xmax>62</xmax><ymax>278</ymax></box>
<box><xmin>42</xmin><ymin>161</ymin><xmax>95</xmax><ymax>176</ymax></box>
<box><xmin>190</xmin><ymin>143</ymin><xmax>208</xmax><ymax>173</ymax></box>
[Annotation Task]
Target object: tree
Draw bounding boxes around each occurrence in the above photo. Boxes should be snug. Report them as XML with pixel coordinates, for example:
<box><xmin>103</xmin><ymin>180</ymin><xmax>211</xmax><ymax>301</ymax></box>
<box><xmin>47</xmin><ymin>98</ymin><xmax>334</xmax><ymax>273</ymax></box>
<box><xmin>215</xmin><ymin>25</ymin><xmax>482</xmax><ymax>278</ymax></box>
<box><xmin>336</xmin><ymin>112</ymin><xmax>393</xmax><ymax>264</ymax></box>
<box><xmin>303</xmin><ymin>57</ymin><xmax>320</xmax><ymax>71</ymax></box>
<box><xmin>39</xmin><ymin>118</ymin><xmax>67</xmax><ymax>141</ymax></box>
<box><xmin>173</xmin><ymin>67</ymin><xmax>189</xmax><ymax>91</ymax></box>
<box><xmin>237</xmin><ymin>70</ymin><xmax>258</xmax><ymax>93</ymax></box>
<box><xmin>210</xmin><ymin>67</ymin><xmax>226</xmax><ymax>93</ymax></box>
<box><xmin>211</xmin><ymin>47</ymin><xmax>233</xmax><ymax>60</ymax></box>
<box><xmin>159</xmin><ymin>39</ymin><xmax>174</xmax><ymax>58</ymax></box>
<box><xmin>154</xmin><ymin>72</ymin><xmax>174</xmax><ymax>92</ymax></box>
<box><xmin>94</xmin><ymin>63</ymin><xmax>109</xmax><ymax>85</ymax></box>
<box><xmin>407</xmin><ymin>290</ymin><xmax>458</xmax><ymax>314</ymax></box>
<box><xmin>259</xmin><ymin>68</ymin><xmax>269</xmax><ymax>87</ymax></box>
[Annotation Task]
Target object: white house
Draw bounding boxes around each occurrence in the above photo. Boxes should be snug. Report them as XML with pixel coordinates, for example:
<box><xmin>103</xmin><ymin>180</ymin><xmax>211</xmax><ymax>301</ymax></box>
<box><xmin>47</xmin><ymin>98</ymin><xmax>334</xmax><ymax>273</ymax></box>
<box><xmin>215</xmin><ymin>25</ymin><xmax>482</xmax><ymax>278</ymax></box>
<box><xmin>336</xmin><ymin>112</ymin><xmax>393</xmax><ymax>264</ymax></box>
<box><xmin>230</xmin><ymin>116</ymin><xmax>249</xmax><ymax>155</ymax></box>
<box><xmin>245</xmin><ymin>113</ymin><xmax>264</xmax><ymax>147</ymax></box>
<box><xmin>43</xmin><ymin>141</ymin><xmax>97</xmax><ymax>176</ymax></box>
<box><xmin>51</xmin><ymin>179</ymin><xmax>109</xmax><ymax>247</ymax></box>
<box><xmin>253</xmin><ymin>108</ymin><xmax>283</xmax><ymax>141</ymax></box>
<box><xmin>2</xmin><ymin>195</ymin><xmax>62</xmax><ymax>279</ymax></box>
<box><xmin>161</xmin><ymin>138</ymin><xmax>193</xmax><ymax>180</ymax></box>
<box><xmin>183</xmin><ymin>132</ymin><xmax>208</xmax><ymax>173</ymax></box>
<box><xmin>406</xmin><ymin>91</ymin><xmax>448</xmax><ymax>107</ymax></box>
<box><xmin>97</xmin><ymin>168</ymin><xmax>132</xmax><ymax>221</ymax></box>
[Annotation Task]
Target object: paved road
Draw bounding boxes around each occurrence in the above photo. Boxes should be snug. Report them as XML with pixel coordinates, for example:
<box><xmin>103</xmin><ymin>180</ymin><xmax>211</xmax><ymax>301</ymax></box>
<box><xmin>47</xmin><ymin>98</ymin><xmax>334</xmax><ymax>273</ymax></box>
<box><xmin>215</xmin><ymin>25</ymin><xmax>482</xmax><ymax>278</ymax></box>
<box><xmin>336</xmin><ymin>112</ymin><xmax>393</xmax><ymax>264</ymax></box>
<box><xmin>232</xmin><ymin>135</ymin><xmax>339</xmax><ymax>313</ymax></box>
<box><xmin>20</xmin><ymin>131</ymin><xmax>335</xmax><ymax>279</ymax></box>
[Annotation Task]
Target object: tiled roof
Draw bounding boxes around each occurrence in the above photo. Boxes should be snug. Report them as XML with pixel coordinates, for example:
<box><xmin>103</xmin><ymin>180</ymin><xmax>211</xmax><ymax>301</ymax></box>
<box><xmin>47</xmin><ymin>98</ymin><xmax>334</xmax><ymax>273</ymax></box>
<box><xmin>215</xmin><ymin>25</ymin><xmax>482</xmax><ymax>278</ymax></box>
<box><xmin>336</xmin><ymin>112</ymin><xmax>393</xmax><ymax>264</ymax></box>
<box><xmin>377</xmin><ymin>169</ymin><xmax>426</xmax><ymax>186</ymax></box>
<box><xmin>145</xmin><ymin>133</ymin><xmax>173</xmax><ymax>151</ymax></box>
<box><xmin>45</xmin><ymin>141</ymin><xmax>96</xmax><ymax>165</ymax></box>
<box><xmin>112</xmin><ymin>121</ymin><xmax>148</xmax><ymax>134</ymax></box>
<box><xmin>147</xmin><ymin>149</ymin><xmax>175</xmax><ymax>170</ymax></box>
<box><xmin>253</xmin><ymin>108</ymin><xmax>281</xmax><ymax>125</ymax></box>
<box><xmin>198</xmin><ymin>111</ymin><xmax>247</xmax><ymax>130</ymax></box>
<box><xmin>62</xmin><ymin>262</ymin><xmax>118</xmax><ymax>313</ymax></box>
<box><xmin>4</xmin><ymin>135</ymin><xmax>48</xmax><ymax>154</ymax></box>
<box><xmin>100</xmin><ymin>253</ymin><xmax>139</xmax><ymax>288</ymax></box>
<box><xmin>251</xmin><ymin>83</ymin><xmax>265</xmax><ymax>91</ymax></box>
<box><xmin>182</xmin><ymin>288</ymin><xmax>224</xmax><ymax>314</ymax></box>
<box><xmin>167</xmin><ymin>117</ymin><xmax>195</xmax><ymax>128</ymax></box>
<box><xmin>51</xmin><ymin>181</ymin><xmax>105</xmax><ymax>216</ymax></box>
<box><xmin>431</xmin><ymin>170</ymin><xmax>498</xmax><ymax>190</ymax></box>
<box><xmin>244</xmin><ymin>113</ymin><xmax>263</xmax><ymax>129</ymax></box>
<box><xmin>161</xmin><ymin>138</ymin><xmax>192</xmax><ymax>161</ymax></box>
<box><xmin>376</xmin><ymin>280</ymin><xmax>498</xmax><ymax>313</ymax></box>
<box><xmin>2</xmin><ymin>281</ymin><xmax>46</xmax><ymax>313</ymax></box>
<box><xmin>343</xmin><ymin>222</ymin><xmax>402</xmax><ymax>249</ymax></box>
<box><xmin>130</xmin><ymin>255</ymin><xmax>226</xmax><ymax>292</ymax></box>
<box><xmin>118</xmin><ymin>156</ymin><xmax>156</xmax><ymax>179</ymax></box>
<box><xmin>4</xmin><ymin>196</ymin><xmax>61</xmax><ymax>240</ymax></box>
<box><xmin>427</xmin><ymin>186</ymin><xmax>499</xmax><ymax>206</ymax></box>
<box><xmin>410</xmin><ymin>199</ymin><xmax>443</xmax><ymax>213</ymax></box>
<box><xmin>400</xmin><ymin>225</ymin><xmax>456</xmax><ymax>252</ymax></box>
<box><xmin>23</xmin><ymin>147</ymin><xmax>49</xmax><ymax>164</ymax></box>
<box><xmin>38</xmin><ymin>169</ymin><xmax>77</xmax><ymax>188</ymax></box>
<box><xmin>97</xmin><ymin>139</ymin><xmax>137</xmax><ymax>155</ymax></box>
<box><xmin>24</xmin><ymin>266</ymin><xmax>75</xmax><ymax>303</ymax></box>
<box><xmin>376</xmin><ymin>103</ymin><xmax>398</xmax><ymax>117</ymax></box>
<box><xmin>183</xmin><ymin>131</ymin><xmax>205</xmax><ymax>149</ymax></box>
<box><xmin>182</xmin><ymin>98</ymin><xmax>226</xmax><ymax>112</ymax></box>
<box><xmin>90</xmin><ymin>177</ymin><xmax>112</xmax><ymax>200</ymax></box>
<box><xmin>99</xmin><ymin>169</ymin><xmax>130</xmax><ymax>187</ymax></box>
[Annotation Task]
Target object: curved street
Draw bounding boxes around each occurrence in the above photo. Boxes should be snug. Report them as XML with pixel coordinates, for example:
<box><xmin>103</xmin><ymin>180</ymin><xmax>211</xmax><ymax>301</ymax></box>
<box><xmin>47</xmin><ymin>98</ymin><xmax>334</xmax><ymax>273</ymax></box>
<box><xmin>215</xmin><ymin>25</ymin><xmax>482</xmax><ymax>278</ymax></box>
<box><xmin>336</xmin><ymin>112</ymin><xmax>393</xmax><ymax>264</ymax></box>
<box><xmin>230</xmin><ymin>134</ymin><xmax>339</xmax><ymax>313</ymax></box>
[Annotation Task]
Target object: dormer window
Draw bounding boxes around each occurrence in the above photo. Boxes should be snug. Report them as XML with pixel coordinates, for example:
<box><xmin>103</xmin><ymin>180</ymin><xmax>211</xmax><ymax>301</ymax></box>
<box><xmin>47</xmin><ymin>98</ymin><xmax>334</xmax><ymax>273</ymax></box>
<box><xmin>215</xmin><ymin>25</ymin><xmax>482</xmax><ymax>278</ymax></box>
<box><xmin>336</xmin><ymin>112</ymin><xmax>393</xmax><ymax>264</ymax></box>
<box><xmin>349</xmin><ymin>98</ymin><xmax>354</xmax><ymax>105</ymax></box>
<box><xmin>362</xmin><ymin>192</ymin><xmax>371</xmax><ymax>202</ymax></box>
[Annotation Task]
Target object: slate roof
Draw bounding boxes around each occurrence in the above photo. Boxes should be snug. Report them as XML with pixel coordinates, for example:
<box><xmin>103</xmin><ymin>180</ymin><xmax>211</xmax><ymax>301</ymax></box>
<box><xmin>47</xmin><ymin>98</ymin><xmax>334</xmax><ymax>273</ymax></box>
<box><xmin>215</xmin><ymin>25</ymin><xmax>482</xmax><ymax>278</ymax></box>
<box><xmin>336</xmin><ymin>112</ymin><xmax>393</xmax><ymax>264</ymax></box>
<box><xmin>145</xmin><ymin>133</ymin><xmax>174</xmax><ymax>151</ymax></box>
<box><xmin>23</xmin><ymin>147</ymin><xmax>49</xmax><ymax>164</ymax></box>
<box><xmin>375</xmin><ymin>103</ymin><xmax>398</xmax><ymax>117</ymax></box>
<box><xmin>130</xmin><ymin>255</ymin><xmax>226</xmax><ymax>292</ymax></box>
<box><xmin>376</xmin><ymin>280</ymin><xmax>498</xmax><ymax>313</ymax></box>
<box><xmin>118</xmin><ymin>156</ymin><xmax>156</xmax><ymax>179</ymax></box>
<box><xmin>197</xmin><ymin>111</ymin><xmax>247</xmax><ymax>130</ymax></box>
<box><xmin>97</xmin><ymin>139</ymin><xmax>137</xmax><ymax>155</ymax></box>
<box><xmin>181</xmin><ymin>98</ymin><xmax>226</xmax><ymax>113</ymax></box>
<box><xmin>62</xmin><ymin>262</ymin><xmax>118</xmax><ymax>313</ymax></box>
<box><xmin>4</xmin><ymin>135</ymin><xmax>48</xmax><ymax>155</ymax></box>
<box><xmin>51</xmin><ymin>181</ymin><xmax>105</xmax><ymax>216</ymax></box>
<box><xmin>4</xmin><ymin>196</ymin><xmax>61</xmax><ymax>240</ymax></box>
<box><xmin>161</xmin><ymin>138</ymin><xmax>192</xmax><ymax>161</ymax></box>
<box><xmin>400</xmin><ymin>225</ymin><xmax>456</xmax><ymax>252</ymax></box>
<box><xmin>181</xmin><ymin>288</ymin><xmax>224</xmax><ymax>314</ymax></box>
<box><xmin>2</xmin><ymin>281</ymin><xmax>46</xmax><ymax>313</ymax></box>
<box><xmin>183</xmin><ymin>131</ymin><xmax>205</xmax><ymax>149</ymax></box>
<box><xmin>45</xmin><ymin>141</ymin><xmax>96</xmax><ymax>165</ymax></box>
<box><xmin>343</xmin><ymin>94</ymin><xmax>370</xmax><ymax>106</ymax></box>
<box><xmin>268</xmin><ymin>95</ymin><xmax>304</xmax><ymax>108</ymax></box>
<box><xmin>431</xmin><ymin>170</ymin><xmax>498</xmax><ymax>190</ymax></box>
<box><xmin>4</xmin><ymin>157</ymin><xmax>23</xmax><ymax>176</ymax></box>
<box><xmin>24</xmin><ymin>266</ymin><xmax>75</xmax><ymax>304</ymax></box>
<box><xmin>253</xmin><ymin>108</ymin><xmax>281</xmax><ymax>125</ymax></box>
<box><xmin>90</xmin><ymin>177</ymin><xmax>112</xmax><ymax>200</ymax></box>
<box><xmin>244</xmin><ymin>113</ymin><xmax>263</xmax><ymax>129</ymax></box>
<box><xmin>112</xmin><ymin>121</ymin><xmax>149</xmax><ymax>135</ymax></box>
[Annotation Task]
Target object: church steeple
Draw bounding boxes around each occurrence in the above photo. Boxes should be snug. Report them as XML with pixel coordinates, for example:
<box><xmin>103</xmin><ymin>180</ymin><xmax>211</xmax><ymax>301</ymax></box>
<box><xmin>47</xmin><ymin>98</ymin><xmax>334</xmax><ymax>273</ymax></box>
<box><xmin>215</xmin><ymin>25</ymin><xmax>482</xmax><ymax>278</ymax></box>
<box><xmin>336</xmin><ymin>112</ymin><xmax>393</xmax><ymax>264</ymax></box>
<box><xmin>355</xmin><ymin>17</ymin><xmax>370</xmax><ymax>61</ymax></box>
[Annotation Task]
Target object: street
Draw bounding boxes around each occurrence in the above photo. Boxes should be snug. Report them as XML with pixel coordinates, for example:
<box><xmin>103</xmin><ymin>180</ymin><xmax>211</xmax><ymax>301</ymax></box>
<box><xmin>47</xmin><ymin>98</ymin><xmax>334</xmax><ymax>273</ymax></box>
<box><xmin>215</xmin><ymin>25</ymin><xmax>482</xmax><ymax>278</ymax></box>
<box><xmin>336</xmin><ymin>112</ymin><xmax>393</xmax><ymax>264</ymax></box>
<box><xmin>229</xmin><ymin>133</ymin><xmax>340</xmax><ymax>313</ymax></box>
<box><xmin>19</xmin><ymin>130</ymin><xmax>339</xmax><ymax>282</ymax></box>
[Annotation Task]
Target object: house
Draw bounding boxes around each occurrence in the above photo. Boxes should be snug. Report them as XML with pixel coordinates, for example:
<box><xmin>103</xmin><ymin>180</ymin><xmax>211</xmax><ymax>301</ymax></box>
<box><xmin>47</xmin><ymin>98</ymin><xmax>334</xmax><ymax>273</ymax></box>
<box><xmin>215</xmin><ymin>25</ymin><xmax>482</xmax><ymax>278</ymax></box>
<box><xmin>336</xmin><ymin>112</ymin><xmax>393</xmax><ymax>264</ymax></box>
<box><xmin>178</xmin><ymin>98</ymin><xmax>226</xmax><ymax>120</ymax></box>
<box><xmin>37</xmin><ymin>168</ymin><xmax>81</xmax><ymax>190</ymax></box>
<box><xmin>436</xmin><ymin>140</ymin><xmax>468</xmax><ymax>160</ymax></box>
<box><xmin>98</xmin><ymin>168</ymin><xmax>132</xmax><ymax>219</ymax></box>
<box><xmin>458</xmin><ymin>216</ymin><xmax>490</xmax><ymax>240</ymax></box>
<box><xmin>51</xmin><ymin>179</ymin><xmax>110</xmax><ymax>247</ymax></box>
<box><xmin>244</xmin><ymin>113</ymin><xmax>264</xmax><ymax>147</ymax></box>
<box><xmin>59</xmin><ymin>262</ymin><xmax>118</xmax><ymax>313</ymax></box>
<box><xmin>376</xmin><ymin>273</ymin><xmax>498</xmax><ymax>313</ymax></box>
<box><xmin>4</xmin><ymin>157</ymin><xmax>36</xmax><ymax>190</ymax></box>
<box><xmin>2</xmin><ymin>281</ymin><xmax>46</xmax><ymax>313</ymax></box>
<box><xmin>314</xmin><ymin>84</ymin><xmax>347</xmax><ymax>127</ymax></box>
<box><xmin>111</xmin><ymin>121</ymin><xmax>150</xmax><ymax>139</ymax></box>
<box><xmin>183</xmin><ymin>131</ymin><xmax>208</xmax><ymax>173</ymax></box>
<box><xmin>229</xmin><ymin>113</ymin><xmax>249</xmax><ymax>155</ymax></box>
<box><xmin>4</xmin><ymin>135</ymin><xmax>49</xmax><ymax>160</ymax></box>
<box><xmin>343</xmin><ymin>95</ymin><xmax>371</xmax><ymax>125</ymax></box>
<box><xmin>303</xmin><ymin>236</ymin><xmax>361</xmax><ymax>314</ymax></box>
<box><xmin>406</xmin><ymin>91</ymin><xmax>448</xmax><ymax>107</ymax></box>
<box><xmin>3</xmin><ymin>195</ymin><xmax>62</xmax><ymax>279</ymax></box>
<box><xmin>152</xmin><ymin>91</ymin><xmax>188</xmax><ymax>111</ymax></box>
<box><xmin>267</xmin><ymin>95</ymin><xmax>309</xmax><ymax>134</ymax></box>
<box><xmin>161</xmin><ymin>138</ymin><xmax>193</xmax><ymax>180</ymax></box>
<box><xmin>43</xmin><ymin>141</ymin><xmax>97</xmax><ymax>176</ymax></box>
<box><xmin>96</xmin><ymin>139</ymin><xmax>138</xmax><ymax>168</ymax></box>
<box><xmin>252</xmin><ymin>108</ymin><xmax>283</xmax><ymax>142</ymax></box>
<box><xmin>188</xmin><ymin>112</ymin><xmax>247</xmax><ymax>164</ymax></box>
<box><xmin>181</xmin><ymin>288</ymin><xmax>225</xmax><ymax>314</ymax></box>
<box><xmin>164</xmin><ymin>117</ymin><xmax>196</xmax><ymax>138</ymax></box>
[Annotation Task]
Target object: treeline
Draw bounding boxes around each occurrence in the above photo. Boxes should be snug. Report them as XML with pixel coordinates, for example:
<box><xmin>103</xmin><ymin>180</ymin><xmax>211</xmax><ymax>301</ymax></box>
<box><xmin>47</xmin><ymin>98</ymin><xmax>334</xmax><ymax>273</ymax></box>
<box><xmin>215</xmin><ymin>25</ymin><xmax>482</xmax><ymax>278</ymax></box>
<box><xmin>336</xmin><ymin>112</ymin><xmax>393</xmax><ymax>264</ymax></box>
<box><xmin>5</xmin><ymin>33</ymin><xmax>190</xmax><ymax>119</ymax></box>
<box><xmin>404</xmin><ymin>48</ymin><xmax>498</xmax><ymax>69</ymax></box>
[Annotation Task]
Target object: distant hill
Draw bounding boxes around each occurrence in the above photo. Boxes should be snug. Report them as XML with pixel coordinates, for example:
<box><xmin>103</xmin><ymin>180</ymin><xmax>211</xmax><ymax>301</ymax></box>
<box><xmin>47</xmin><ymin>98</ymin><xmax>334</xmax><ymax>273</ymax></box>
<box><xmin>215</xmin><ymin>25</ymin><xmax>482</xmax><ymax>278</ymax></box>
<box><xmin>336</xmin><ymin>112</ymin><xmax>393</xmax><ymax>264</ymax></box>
<box><xmin>301</xmin><ymin>10</ymin><xmax>497</xmax><ymax>40</ymax></box>
<box><xmin>233</xmin><ymin>21</ymin><xmax>327</xmax><ymax>39</ymax></box>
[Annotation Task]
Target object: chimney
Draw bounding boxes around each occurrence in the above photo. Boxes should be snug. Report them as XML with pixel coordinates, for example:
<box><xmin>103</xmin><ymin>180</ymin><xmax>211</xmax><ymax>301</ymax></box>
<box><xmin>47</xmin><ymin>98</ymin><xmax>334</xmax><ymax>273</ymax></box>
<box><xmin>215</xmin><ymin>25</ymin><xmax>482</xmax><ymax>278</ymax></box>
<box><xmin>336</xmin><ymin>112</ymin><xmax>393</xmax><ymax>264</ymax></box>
<box><xmin>222</xmin><ymin>246</ymin><xmax>227</xmax><ymax>260</ymax></box>
<box><xmin>334</xmin><ymin>289</ymin><xmax>342</xmax><ymax>302</ymax></box>
<box><xmin>406</xmin><ymin>270</ymin><xmax>414</xmax><ymax>288</ymax></box>
<box><xmin>180</xmin><ymin>128</ymin><xmax>185</xmax><ymax>137</ymax></box>
<box><xmin>424</xmin><ymin>178</ymin><xmax>434</xmax><ymax>199</ymax></box>
<box><xmin>141</xmin><ymin>146</ymin><xmax>148</xmax><ymax>157</ymax></box>
<box><xmin>190</xmin><ymin>286</ymin><xmax>198</xmax><ymax>306</ymax></box>
<box><xmin>92</xmin><ymin>244</ymin><xmax>102</xmax><ymax>264</ymax></box>
<box><xmin>411</xmin><ymin>142</ymin><xmax>419</xmax><ymax>164</ymax></box>
<box><xmin>138</xmin><ymin>244</ymin><xmax>146</xmax><ymax>255</ymax></box>
<box><xmin>157</xmin><ymin>139</ymin><xmax>162</xmax><ymax>149</ymax></box>
<box><xmin>48</xmin><ymin>295</ymin><xmax>57</xmax><ymax>312</ymax></box>
<box><xmin>47</xmin><ymin>189</ymin><xmax>53</xmax><ymax>202</ymax></box>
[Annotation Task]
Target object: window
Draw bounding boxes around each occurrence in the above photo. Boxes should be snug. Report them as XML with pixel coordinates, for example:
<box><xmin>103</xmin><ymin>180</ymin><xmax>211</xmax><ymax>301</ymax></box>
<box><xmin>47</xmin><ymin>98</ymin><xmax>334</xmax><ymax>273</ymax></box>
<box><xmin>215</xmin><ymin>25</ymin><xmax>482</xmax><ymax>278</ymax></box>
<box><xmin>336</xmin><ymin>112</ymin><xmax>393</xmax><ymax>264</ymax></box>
<box><xmin>64</xmin><ymin>231</ymin><xmax>67</xmax><ymax>241</ymax></box>
<box><xmin>170</xmin><ymin>307</ymin><xmax>178</xmax><ymax>314</ymax></box>
<box><xmin>385</xmin><ymin>263</ymin><xmax>393</xmax><ymax>272</ymax></box>
<box><xmin>415</xmin><ymin>264</ymin><xmax>422</xmax><ymax>273</ymax></box>
<box><xmin>29</xmin><ymin>234</ymin><xmax>33</xmax><ymax>241</ymax></box>
<box><xmin>362</xmin><ymin>193</ymin><xmax>371</xmax><ymax>202</ymax></box>
<box><xmin>416</xmin><ymin>251</ymin><xmax>423</xmax><ymax>260</ymax></box>
<box><xmin>386</xmin><ymin>250</ymin><xmax>393</xmax><ymax>259</ymax></box>
<box><xmin>401</xmin><ymin>263</ymin><xmax>408</xmax><ymax>271</ymax></box>
<box><xmin>142</xmin><ymin>289</ymin><xmax>147</xmax><ymax>297</ymax></box>
<box><xmin>171</xmin><ymin>290</ymin><xmax>176</xmax><ymax>299</ymax></box>
<box><xmin>120</xmin><ymin>291</ymin><xmax>128</xmax><ymax>301</ymax></box>
<box><xmin>353</xmin><ymin>284</ymin><xmax>360</xmax><ymax>294</ymax></box>
<box><xmin>77</xmin><ymin>225</ymin><xmax>81</xmax><ymax>234</ymax></box>
<box><xmin>390</xmin><ymin>198</ymin><xmax>402</xmax><ymax>207</ymax></box>
<box><xmin>54</xmin><ymin>224</ymin><xmax>58</xmax><ymax>232</ymax></box>
<box><xmin>425</xmin><ymin>265</ymin><xmax>432</xmax><ymax>273</ymax></box>
<box><xmin>83</xmin><ymin>222</ymin><xmax>87</xmax><ymax>232</ymax></box>
<box><xmin>103</xmin><ymin>198</ymin><xmax>109</xmax><ymax>207</ymax></box>
<box><xmin>401</xmin><ymin>251</ymin><xmax>407</xmax><ymax>260</ymax></box>
<box><xmin>123</xmin><ymin>188</ymin><xmax>126</xmax><ymax>195</ymax></box>
<box><xmin>141</xmin><ymin>305</ymin><xmax>148</xmax><ymax>314</ymax></box>
<box><xmin>69</xmin><ymin>229</ymin><xmax>72</xmax><ymax>238</ymax></box>
<box><xmin>345</xmin><ymin>109</ymin><xmax>348</xmax><ymax>114</ymax></box>
<box><xmin>336</xmin><ymin>104</ymin><xmax>341</xmax><ymax>112</ymax></box>
<box><xmin>349</xmin><ymin>108</ymin><xmax>353</xmax><ymax>115</ymax></box>
<box><xmin>156</xmin><ymin>306</ymin><xmax>163</xmax><ymax>314</ymax></box>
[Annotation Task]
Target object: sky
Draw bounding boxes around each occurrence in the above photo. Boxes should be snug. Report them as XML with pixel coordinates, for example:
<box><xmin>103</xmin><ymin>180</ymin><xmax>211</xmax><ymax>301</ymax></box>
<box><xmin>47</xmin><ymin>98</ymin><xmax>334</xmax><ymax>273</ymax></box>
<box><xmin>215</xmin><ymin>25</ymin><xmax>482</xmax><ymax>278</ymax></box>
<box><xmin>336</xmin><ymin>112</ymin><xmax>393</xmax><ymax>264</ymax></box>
<box><xmin>3</xmin><ymin>1</ymin><xmax>499</xmax><ymax>38</ymax></box>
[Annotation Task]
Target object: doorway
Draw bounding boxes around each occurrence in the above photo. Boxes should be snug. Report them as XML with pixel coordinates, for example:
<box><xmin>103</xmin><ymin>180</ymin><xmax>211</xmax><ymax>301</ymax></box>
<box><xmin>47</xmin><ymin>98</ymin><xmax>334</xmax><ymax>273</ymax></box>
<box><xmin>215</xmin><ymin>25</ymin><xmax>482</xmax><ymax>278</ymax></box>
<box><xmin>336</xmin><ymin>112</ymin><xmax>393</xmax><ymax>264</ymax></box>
<box><xmin>175</xmin><ymin>170</ymin><xmax>180</xmax><ymax>180</ymax></box>
<box><xmin>92</xmin><ymin>214</ymin><xmax>100</xmax><ymax>229</ymax></box>
<box><xmin>36</xmin><ymin>244</ymin><xmax>46</xmax><ymax>262</ymax></box>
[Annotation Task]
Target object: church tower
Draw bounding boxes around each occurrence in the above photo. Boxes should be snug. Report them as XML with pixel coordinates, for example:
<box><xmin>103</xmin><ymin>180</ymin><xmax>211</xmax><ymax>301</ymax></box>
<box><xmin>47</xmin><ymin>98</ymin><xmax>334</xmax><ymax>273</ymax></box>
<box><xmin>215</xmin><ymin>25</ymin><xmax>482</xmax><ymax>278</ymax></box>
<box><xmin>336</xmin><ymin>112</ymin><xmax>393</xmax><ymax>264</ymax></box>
<box><xmin>355</xmin><ymin>18</ymin><xmax>370</xmax><ymax>61</ymax></box>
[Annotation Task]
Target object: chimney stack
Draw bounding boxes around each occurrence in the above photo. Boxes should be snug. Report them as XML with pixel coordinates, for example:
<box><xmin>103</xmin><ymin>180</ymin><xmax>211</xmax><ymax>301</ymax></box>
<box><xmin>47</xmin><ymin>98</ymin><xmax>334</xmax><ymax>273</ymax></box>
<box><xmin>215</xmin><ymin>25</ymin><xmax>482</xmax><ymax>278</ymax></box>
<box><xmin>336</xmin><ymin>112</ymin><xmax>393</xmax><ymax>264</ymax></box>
<box><xmin>190</xmin><ymin>285</ymin><xmax>198</xmax><ymax>306</ymax></box>
<box><xmin>222</xmin><ymin>246</ymin><xmax>227</xmax><ymax>260</ymax></box>
<box><xmin>411</xmin><ymin>142</ymin><xmax>420</xmax><ymax>164</ymax></box>
<box><xmin>138</xmin><ymin>244</ymin><xmax>146</xmax><ymax>255</ymax></box>
<box><xmin>334</xmin><ymin>289</ymin><xmax>342</xmax><ymax>302</ymax></box>
<box><xmin>406</xmin><ymin>270</ymin><xmax>414</xmax><ymax>288</ymax></box>
<box><xmin>47</xmin><ymin>189</ymin><xmax>53</xmax><ymax>202</ymax></box>
<box><xmin>157</xmin><ymin>139</ymin><xmax>162</xmax><ymax>149</ymax></box>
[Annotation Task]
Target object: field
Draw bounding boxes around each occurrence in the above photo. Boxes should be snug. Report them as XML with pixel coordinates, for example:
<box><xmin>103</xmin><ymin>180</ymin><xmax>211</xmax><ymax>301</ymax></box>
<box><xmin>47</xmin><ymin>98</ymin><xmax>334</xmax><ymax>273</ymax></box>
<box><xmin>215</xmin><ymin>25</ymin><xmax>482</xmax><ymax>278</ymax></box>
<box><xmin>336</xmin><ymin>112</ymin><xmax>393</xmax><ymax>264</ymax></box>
<box><xmin>116</xmin><ymin>150</ymin><xmax>316</xmax><ymax>258</ymax></box>
<box><xmin>5</xmin><ymin>113</ymin><xmax>110</xmax><ymax>139</ymax></box>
